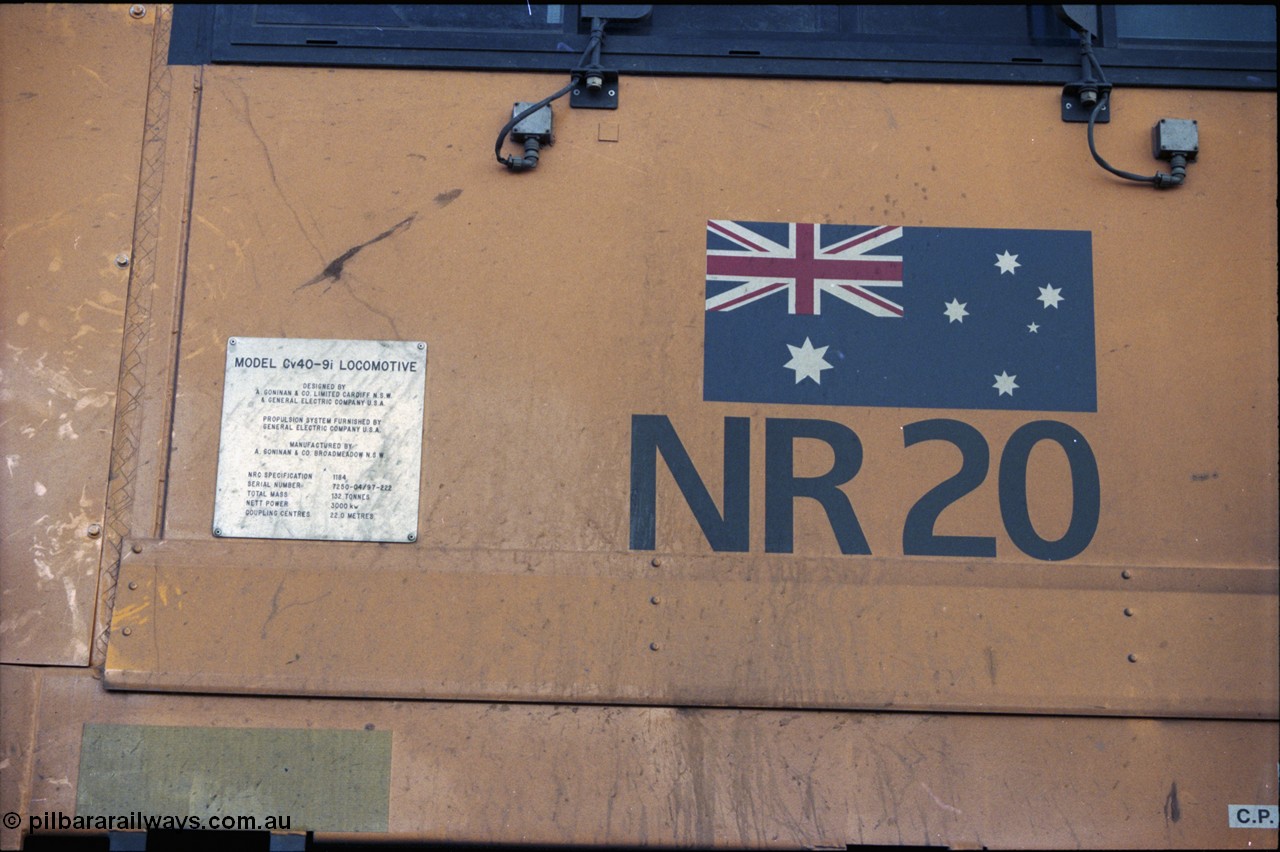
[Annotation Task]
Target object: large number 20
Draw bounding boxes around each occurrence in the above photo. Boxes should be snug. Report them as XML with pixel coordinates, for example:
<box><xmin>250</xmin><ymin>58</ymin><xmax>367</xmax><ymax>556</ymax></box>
<box><xmin>903</xmin><ymin>419</ymin><xmax>1100</xmax><ymax>562</ymax></box>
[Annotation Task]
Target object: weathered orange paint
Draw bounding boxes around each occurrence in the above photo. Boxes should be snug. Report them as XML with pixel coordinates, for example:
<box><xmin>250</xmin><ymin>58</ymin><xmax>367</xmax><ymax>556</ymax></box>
<box><xmin>2</xmin><ymin>5</ymin><xmax>1276</xmax><ymax>849</ymax></box>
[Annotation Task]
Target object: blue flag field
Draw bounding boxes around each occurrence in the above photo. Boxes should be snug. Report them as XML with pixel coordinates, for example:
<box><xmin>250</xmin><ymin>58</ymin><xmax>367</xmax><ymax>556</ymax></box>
<box><xmin>703</xmin><ymin>220</ymin><xmax>1097</xmax><ymax>412</ymax></box>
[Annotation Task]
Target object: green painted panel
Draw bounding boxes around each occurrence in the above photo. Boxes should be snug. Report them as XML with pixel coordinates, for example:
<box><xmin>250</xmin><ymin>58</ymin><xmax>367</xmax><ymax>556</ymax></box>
<box><xmin>76</xmin><ymin>724</ymin><xmax>391</xmax><ymax>832</ymax></box>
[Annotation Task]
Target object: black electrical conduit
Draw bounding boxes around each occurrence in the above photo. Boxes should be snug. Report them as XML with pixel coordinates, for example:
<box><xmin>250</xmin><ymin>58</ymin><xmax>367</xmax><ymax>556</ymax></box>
<box><xmin>1079</xmin><ymin>41</ymin><xmax>1187</xmax><ymax>189</ymax></box>
<box><xmin>494</xmin><ymin>19</ymin><xmax>607</xmax><ymax>171</ymax></box>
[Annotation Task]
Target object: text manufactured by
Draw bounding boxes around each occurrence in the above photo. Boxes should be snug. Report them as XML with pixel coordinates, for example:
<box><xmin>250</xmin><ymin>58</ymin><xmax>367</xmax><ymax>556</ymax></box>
<box><xmin>213</xmin><ymin>337</ymin><xmax>427</xmax><ymax>542</ymax></box>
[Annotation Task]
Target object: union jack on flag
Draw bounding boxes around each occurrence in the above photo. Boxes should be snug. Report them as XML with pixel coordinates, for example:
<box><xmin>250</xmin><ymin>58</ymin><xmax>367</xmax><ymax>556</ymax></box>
<box><xmin>705</xmin><ymin>220</ymin><xmax>905</xmax><ymax>317</ymax></box>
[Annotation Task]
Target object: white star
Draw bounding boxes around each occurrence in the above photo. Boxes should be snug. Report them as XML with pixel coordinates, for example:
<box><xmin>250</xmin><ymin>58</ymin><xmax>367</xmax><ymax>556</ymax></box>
<box><xmin>993</xmin><ymin>371</ymin><xmax>1019</xmax><ymax>396</ymax></box>
<box><xmin>1027</xmin><ymin>322</ymin><xmax>1040</xmax><ymax>333</ymax></box>
<box><xmin>785</xmin><ymin>337</ymin><xmax>833</xmax><ymax>385</ymax></box>
<box><xmin>1037</xmin><ymin>284</ymin><xmax>1064</xmax><ymax>309</ymax></box>
<box><xmin>995</xmin><ymin>251</ymin><xmax>1021</xmax><ymax>275</ymax></box>
<box><xmin>943</xmin><ymin>299</ymin><xmax>969</xmax><ymax>323</ymax></box>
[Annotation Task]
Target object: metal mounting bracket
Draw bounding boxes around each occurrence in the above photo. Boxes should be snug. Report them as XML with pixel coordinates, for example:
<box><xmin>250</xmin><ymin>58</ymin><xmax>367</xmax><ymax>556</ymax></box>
<box><xmin>1061</xmin><ymin>82</ymin><xmax>1112</xmax><ymax>123</ymax></box>
<box><xmin>570</xmin><ymin>69</ymin><xmax>619</xmax><ymax>110</ymax></box>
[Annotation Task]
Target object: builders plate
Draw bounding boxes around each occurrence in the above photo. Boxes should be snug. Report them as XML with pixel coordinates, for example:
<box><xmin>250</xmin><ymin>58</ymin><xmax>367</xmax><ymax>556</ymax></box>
<box><xmin>213</xmin><ymin>337</ymin><xmax>427</xmax><ymax>542</ymax></box>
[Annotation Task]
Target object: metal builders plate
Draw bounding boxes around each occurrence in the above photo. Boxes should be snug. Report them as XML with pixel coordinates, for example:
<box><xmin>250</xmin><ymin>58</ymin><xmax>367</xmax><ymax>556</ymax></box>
<box><xmin>213</xmin><ymin>338</ymin><xmax>426</xmax><ymax>542</ymax></box>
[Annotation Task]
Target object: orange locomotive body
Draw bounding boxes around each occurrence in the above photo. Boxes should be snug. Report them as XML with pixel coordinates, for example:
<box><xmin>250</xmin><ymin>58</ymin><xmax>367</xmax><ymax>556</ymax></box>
<box><xmin>2</xmin><ymin>5</ymin><xmax>1276</xmax><ymax>849</ymax></box>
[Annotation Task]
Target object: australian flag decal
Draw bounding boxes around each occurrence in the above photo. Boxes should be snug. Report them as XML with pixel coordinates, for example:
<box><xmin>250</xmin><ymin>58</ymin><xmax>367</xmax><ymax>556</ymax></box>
<box><xmin>703</xmin><ymin>220</ymin><xmax>1097</xmax><ymax>412</ymax></box>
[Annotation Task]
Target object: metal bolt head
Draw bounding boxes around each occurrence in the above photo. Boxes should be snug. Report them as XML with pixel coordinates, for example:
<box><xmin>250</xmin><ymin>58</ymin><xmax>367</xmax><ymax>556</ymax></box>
<box><xmin>130</xmin><ymin>542</ymin><xmax>144</xmax><ymax>554</ymax></box>
<box><xmin>1127</xmin><ymin>653</ymin><xmax>1137</xmax><ymax>663</ymax></box>
<box><xmin>128</xmin><ymin>581</ymin><xmax>138</xmax><ymax>591</ymax></box>
<box><xmin>122</xmin><ymin>627</ymin><xmax>133</xmax><ymax>636</ymax></box>
<box><xmin>129</xmin><ymin>5</ymin><xmax>146</xmax><ymax>19</ymax></box>
<box><xmin>86</xmin><ymin>523</ymin><xmax>102</xmax><ymax>538</ymax></box>
<box><xmin>1121</xmin><ymin>569</ymin><xmax>1132</xmax><ymax>580</ymax></box>
<box><xmin>649</xmin><ymin>641</ymin><xmax>661</xmax><ymax>651</ymax></box>
<box><xmin>650</xmin><ymin>595</ymin><xmax>661</xmax><ymax>605</ymax></box>
<box><xmin>114</xmin><ymin>253</ymin><xmax>130</xmax><ymax>268</ymax></box>
<box><xmin>651</xmin><ymin>557</ymin><xmax>662</xmax><ymax>568</ymax></box>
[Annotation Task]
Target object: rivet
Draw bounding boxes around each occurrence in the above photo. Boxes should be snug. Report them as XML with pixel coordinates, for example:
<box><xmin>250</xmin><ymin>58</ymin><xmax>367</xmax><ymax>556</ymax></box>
<box><xmin>127</xmin><ymin>581</ymin><xmax>138</xmax><ymax>591</ymax></box>
<box><xmin>649</xmin><ymin>641</ymin><xmax>661</xmax><ymax>651</ymax></box>
<box><xmin>1123</xmin><ymin>607</ymin><xmax>1133</xmax><ymax>617</ymax></box>
<box><xmin>87</xmin><ymin>523</ymin><xmax>102</xmax><ymax>538</ymax></box>
<box><xmin>573</xmin><ymin>89</ymin><xmax>581</xmax><ymax>96</ymax></box>
<box><xmin>130</xmin><ymin>542</ymin><xmax>143</xmax><ymax>554</ymax></box>
<box><xmin>1121</xmin><ymin>569</ymin><xmax>1132</xmax><ymax>580</ymax></box>
<box><xmin>114</xmin><ymin>253</ymin><xmax>130</xmax><ymax>268</ymax></box>
<box><xmin>651</xmin><ymin>557</ymin><xmax>662</xmax><ymax>568</ymax></box>
<box><xmin>122</xmin><ymin>627</ymin><xmax>133</xmax><ymax>636</ymax></box>
<box><xmin>1127</xmin><ymin>653</ymin><xmax>1137</xmax><ymax>663</ymax></box>
<box><xmin>407</xmin><ymin>533</ymin><xmax>416</xmax><ymax>542</ymax></box>
<box><xmin>417</xmin><ymin>342</ymin><xmax>425</xmax><ymax>350</ymax></box>
<box><xmin>650</xmin><ymin>595</ymin><xmax>661</xmax><ymax>605</ymax></box>
<box><xmin>608</xmin><ymin>90</ymin><xmax>616</xmax><ymax>97</ymax></box>
<box><xmin>129</xmin><ymin>5</ymin><xmax>146</xmax><ymax>19</ymax></box>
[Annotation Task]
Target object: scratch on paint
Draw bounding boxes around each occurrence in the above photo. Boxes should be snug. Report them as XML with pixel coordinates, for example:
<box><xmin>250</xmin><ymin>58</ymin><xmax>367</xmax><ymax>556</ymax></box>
<box><xmin>297</xmin><ymin>214</ymin><xmax>417</xmax><ymax>290</ymax></box>
<box><xmin>260</xmin><ymin>581</ymin><xmax>333</xmax><ymax>639</ymax></box>
<box><xmin>919</xmin><ymin>782</ymin><xmax>962</xmax><ymax>815</ymax></box>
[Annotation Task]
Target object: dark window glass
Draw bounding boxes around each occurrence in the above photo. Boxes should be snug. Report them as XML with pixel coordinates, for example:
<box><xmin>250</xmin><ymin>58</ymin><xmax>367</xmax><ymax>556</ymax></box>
<box><xmin>170</xmin><ymin>4</ymin><xmax>1276</xmax><ymax>90</ymax></box>
<box><xmin>1114</xmin><ymin>4</ymin><xmax>1276</xmax><ymax>44</ymax></box>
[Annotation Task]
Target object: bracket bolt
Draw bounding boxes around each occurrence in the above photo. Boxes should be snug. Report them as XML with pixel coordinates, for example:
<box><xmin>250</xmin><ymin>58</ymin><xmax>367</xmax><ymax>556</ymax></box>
<box><xmin>649</xmin><ymin>641</ymin><xmax>661</xmax><ymax>651</ymax></box>
<box><xmin>87</xmin><ymin>523</ymin><xmax>102</xmax><ymax>538</ymax></box>
<box><xmin>121</xmin><ymin>627</ymin><xmax>133</xmax><ymax>636</ymax></box>
<box><xmin>128</xmin><ymin>581</ymin><xmax>138</xmax><ymax>591</ymax></box>
<box><xmin>114</xmin><ymin>253</ymin><xmax>130</xmax><ymax>268</ymax></box>
<box><xmin>130</xmin><ymin>542</ymin><xmax>143</xmax><ymax>554</ymax></box>
<box><xmin>129</xmin><ymin>5</ymin><xmax>146</xmax><ymax>18</ymax></box>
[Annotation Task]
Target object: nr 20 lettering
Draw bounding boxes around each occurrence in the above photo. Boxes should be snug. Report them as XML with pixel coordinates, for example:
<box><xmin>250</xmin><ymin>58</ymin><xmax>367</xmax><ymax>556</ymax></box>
<box><xmin>629</xmin><ymin>415</ymin><xmax>1100</xmax><ymax>562</ymax></box>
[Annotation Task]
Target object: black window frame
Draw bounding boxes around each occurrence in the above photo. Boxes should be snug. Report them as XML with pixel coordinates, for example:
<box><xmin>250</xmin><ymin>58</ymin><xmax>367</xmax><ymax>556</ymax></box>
<box><xmin>169</xmin><ymin>5</ymin><xmax>1277</xmax><ymax>91</ymax></box>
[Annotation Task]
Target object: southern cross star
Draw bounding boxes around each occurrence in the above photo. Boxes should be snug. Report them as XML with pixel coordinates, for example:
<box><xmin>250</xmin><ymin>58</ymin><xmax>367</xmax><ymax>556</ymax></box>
<box><xmin>995</xmin><ymin>250</ymin><xmax>1021</xmax><ymax>275</ymax></box>
<box><xmin>1037</xmin><ymin>284</ymin><xmax>1064</xmax><ymax>308</ymax></box>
